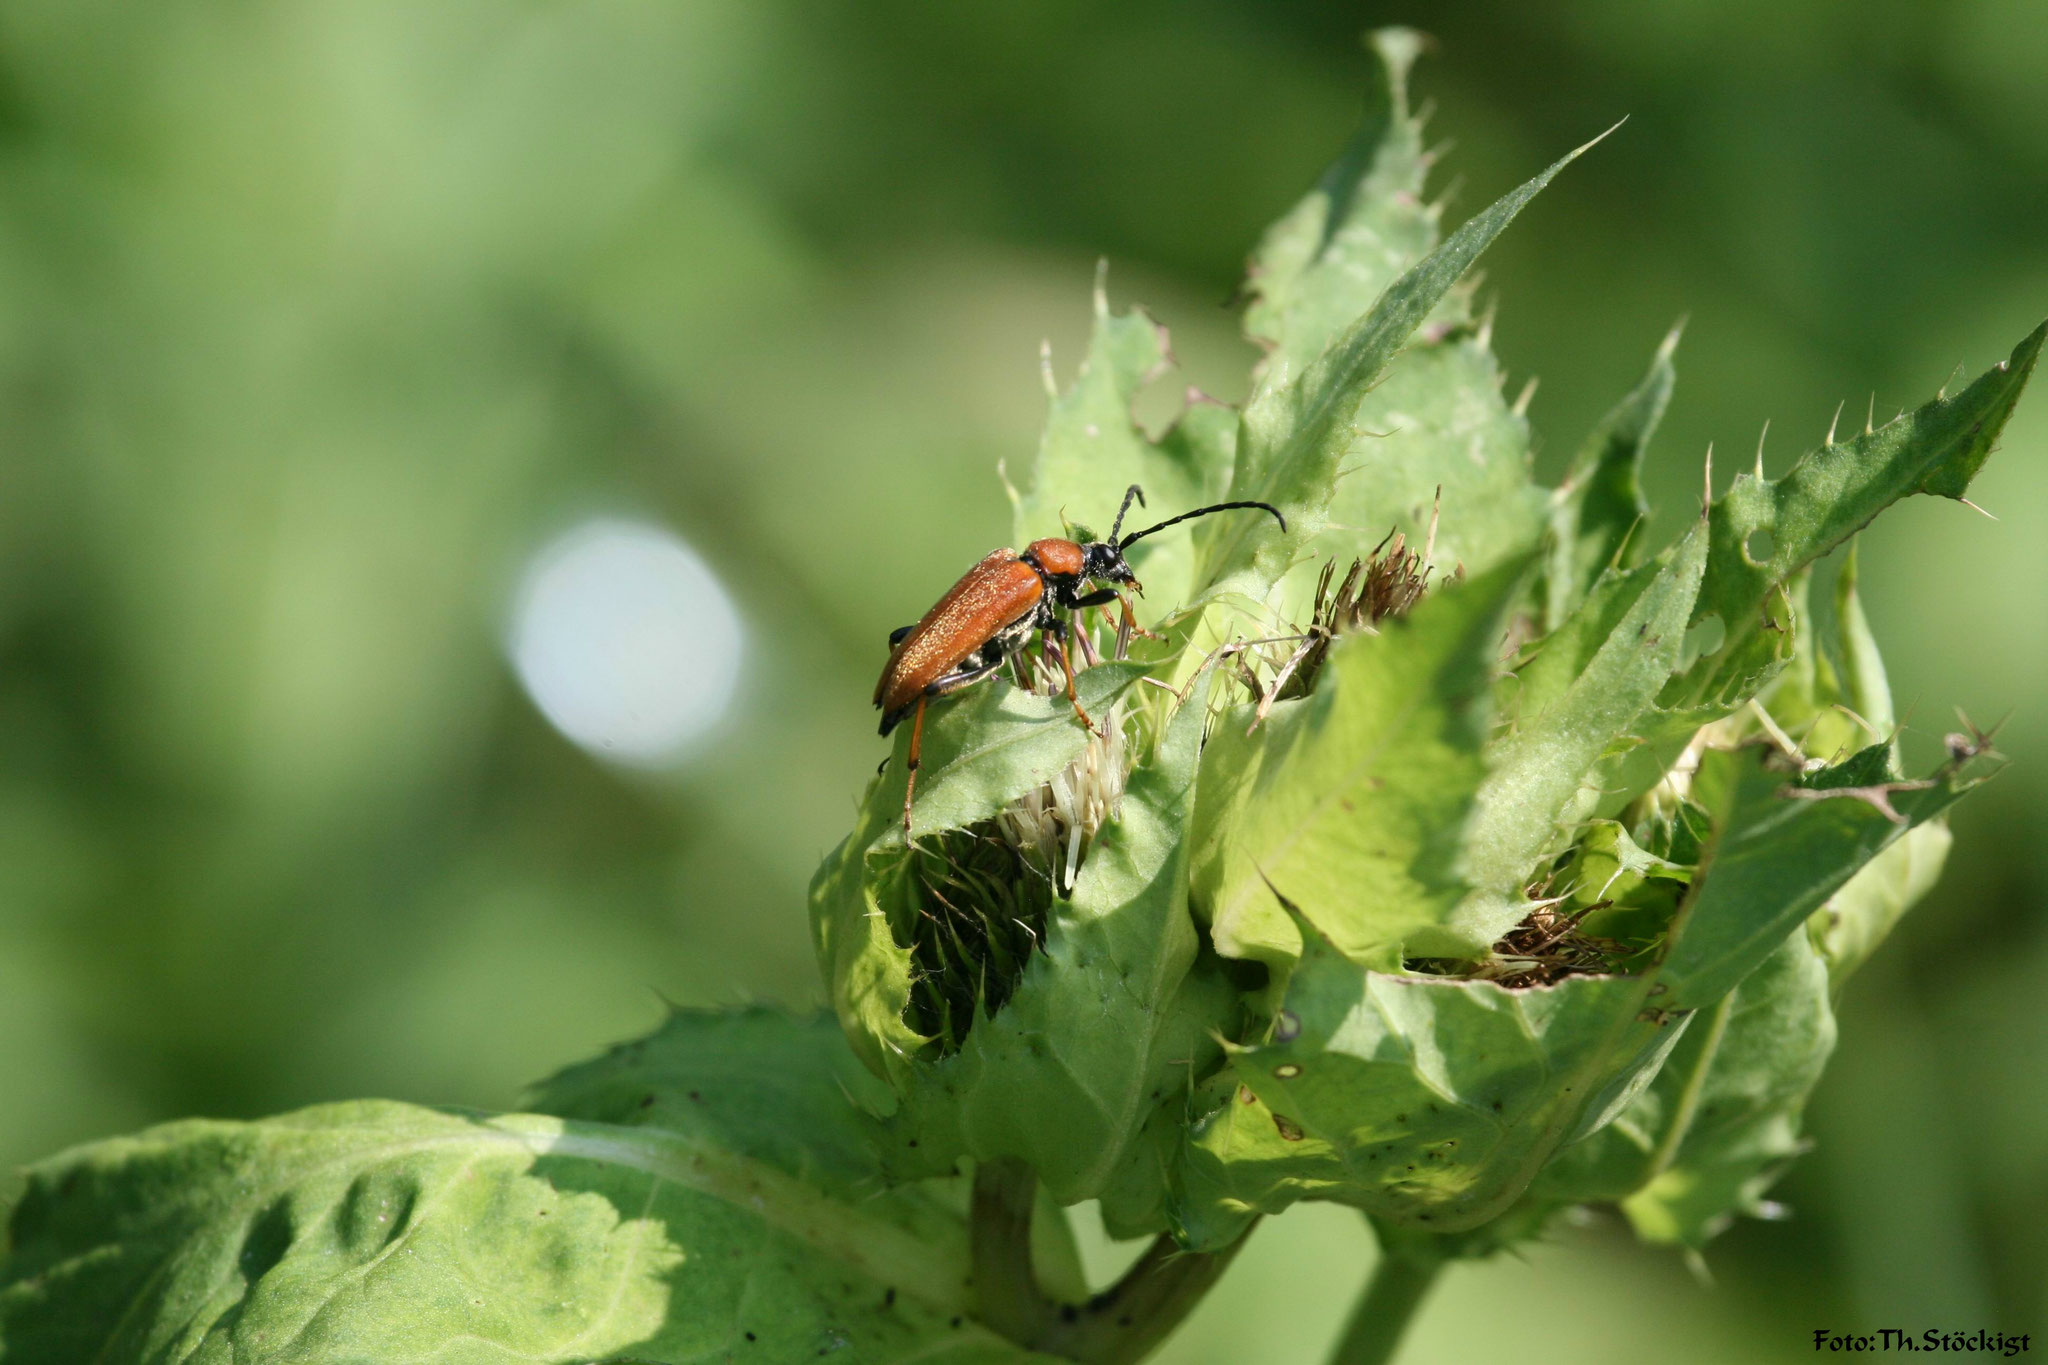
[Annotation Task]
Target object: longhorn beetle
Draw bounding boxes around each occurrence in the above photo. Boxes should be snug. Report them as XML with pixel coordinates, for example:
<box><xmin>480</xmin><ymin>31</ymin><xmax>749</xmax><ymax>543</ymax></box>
<box><xmin>874</xmin><ymin>484</ymin><xmax>1285</xmax><ymax>832</ymax></box>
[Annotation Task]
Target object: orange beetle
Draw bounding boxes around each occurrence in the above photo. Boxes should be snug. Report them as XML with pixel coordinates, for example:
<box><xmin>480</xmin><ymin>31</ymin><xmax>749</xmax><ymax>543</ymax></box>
<box><xmin>876</xmin><ymin>484</ymin><xmax>1284</xmax><ymax>831</ymax></box>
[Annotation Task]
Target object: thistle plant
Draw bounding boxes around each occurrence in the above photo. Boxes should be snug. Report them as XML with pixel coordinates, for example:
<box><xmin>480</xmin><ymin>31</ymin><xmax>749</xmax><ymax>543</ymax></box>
<box><xmin>1</xmin><ymin>30</ymin><xmax>2038</xmax><ymax>1365</ymax></box>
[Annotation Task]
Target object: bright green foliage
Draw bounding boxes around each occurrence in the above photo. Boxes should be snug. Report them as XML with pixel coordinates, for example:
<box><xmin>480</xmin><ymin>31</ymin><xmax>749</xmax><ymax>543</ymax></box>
<box><xmin>1013</xmin><ymin>287</ymin><xmax>1220</xmax><ymax>609</ymax></box>
<box><xmin>1658</xmin><ymin>742</ymin><xmax>1977</xmax><ymax>1011</ymax></box>
<box><xmin>4</xmin><ymin>29</ymin><xmax>2038</xmax><ymax>1362</ymax></box>
<box><xmin>1243</xmin><ymin>30</ymin><xmax>1543</xmax><ymax>603</ymax></box>
<box><xmin>1619</xmin><ymin>932</ymin><xmax>1837</xmax><ymax>1247</ymax></box>
<box><xmin>0</xmin><ymin>1012</ymin><xmax>1048</xmax><ymax>1364</ymax></box>
<box><xmin>1166</xmin><ymin>919</ymin><xmax>1681</xmax><ymax>1250</ymax></box>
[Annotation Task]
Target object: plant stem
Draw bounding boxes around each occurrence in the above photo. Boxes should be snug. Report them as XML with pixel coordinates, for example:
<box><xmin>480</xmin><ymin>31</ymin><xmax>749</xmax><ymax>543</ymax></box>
<box><xmin>970</xmin><ymin>1157</ymin><xmax>1252</xmax><ymax>1365</ymax></box>
<box><xmin>1326</xmin><ymin>1230</ymin><xmax>1447</xmax><ymax>1365</ymax></box>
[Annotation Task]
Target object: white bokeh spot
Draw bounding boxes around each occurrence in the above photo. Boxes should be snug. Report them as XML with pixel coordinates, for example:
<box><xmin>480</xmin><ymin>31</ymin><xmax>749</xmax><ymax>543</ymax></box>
<box><xmin>509</xmin><ymin>518</ymin><xmax>744</xmax><ymax>766</ymax></box>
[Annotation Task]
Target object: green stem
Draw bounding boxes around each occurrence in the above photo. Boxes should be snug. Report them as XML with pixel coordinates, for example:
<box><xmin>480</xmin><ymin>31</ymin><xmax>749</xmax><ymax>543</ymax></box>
<box><xmin>1326</xmin><ymin>1230</ymin><xmax>1446</xmax><ymax>1365</ymax></box>
<box><xmin>970</xmin><ymin>1157</ymin><xmax>1253</xmax><ymax>1365</ymax></box>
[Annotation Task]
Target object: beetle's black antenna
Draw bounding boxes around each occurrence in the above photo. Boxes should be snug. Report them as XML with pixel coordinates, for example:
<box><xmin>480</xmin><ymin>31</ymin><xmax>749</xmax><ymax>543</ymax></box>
<box><xmin>1118</xmin><ymin>500</ymin><xmax>1287</xmax><ymax>549</ymax></box>
<box><xmin>1109</xmin><ymin>484</ymin><xmax>1147</xmax><ymax>543</ymax></box>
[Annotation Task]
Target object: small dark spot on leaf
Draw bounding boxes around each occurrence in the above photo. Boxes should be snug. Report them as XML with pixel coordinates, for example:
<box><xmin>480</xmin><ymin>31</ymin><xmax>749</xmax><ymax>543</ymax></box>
<box><xmin>1395</xmin><ymin>1113</ymin><xmax>1407</xmax><ymax>1124</ymax></box>
<box><xmin>951</xmin><ymin>1317</ymin><xmax>963</xmax><ymax>1329</ymax></box>
<box><xmin>1340</xmin><ymin>798</ymin><xmax>1355</xmax><ymax>812</ymax></box>
<box><xmin>746</xmin><ymin>1332</ymin><xmax>757</xmax><ymax>1342</ymax></box>
<box><xmin>884</xmin><ymin>1287</ymin><xmax>896</xmax><ymax>1307</ymax></box>
<box><xmin>1061</xmin><ymin>1305</ymin><xmax>1078</xmax><ymax>1323</ymax></box>
<box><xmin>640</xmin><ymin>1093</ymin><xmax>656</xmax><ymax>1109</ymax></box>
<box><xmin>1118</xmin><ymin>1315</ymin><xmax>1133</xmax><ymax>1328</ymax></box>
<box><xmin>1368</xmin><ymin>776</ymin><xmax>1386</xmax><ymax>790</ymax></box>
<box><xmin>908</xmin><ymin>1139</ymin><xmax>919</xmax><ymax>1148</ymax></box>
<box><xmin>1238</xmin><ymin>1085</ymin><xmax>1256</xmax><ymax>1105</ymax></box>
<box><xmin>1273</xmin><ymin>1114</ymin><xmax>1304</xmax><ymax>1141</ymax></box>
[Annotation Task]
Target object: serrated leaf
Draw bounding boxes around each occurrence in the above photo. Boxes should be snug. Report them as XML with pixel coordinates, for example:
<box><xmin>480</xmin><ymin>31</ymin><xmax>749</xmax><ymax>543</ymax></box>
<box><xmin>1243</xmin><ymin>27</ymin><xmax>1438</xmax><ymax>377</ymax></box>
<box><xmin>1807</xmin><ymin>821</ymin><xmax>1952</xmax><ymax>994</ymax></box>
<box><xmin>1452</xmin><ymin>521</ymin><xmax>1707</xmax><ymax>945</ymax></box>
<box><xmin>1620</xmin><ymin>930</ymin><xmax>1836</xmax><ymax>1247</ymax></box>
<box><xmin>1242</xmin><ymin>29</ymin><xmax>1546</xmax><ymax>622</ymax></box>
<box><xmin>1014</xmin><ymin>293</ymin><xmax>1217</xmax><ymax>610</ymax></box>
<box><xmin>875</xmin><ymin>676</ymin><xmax>1238</xmax><ymax>1205</ymax></box>
<box><xmin>528</xmin><ymin>1008</ymin><xmax>1092</xmax><ymax>1306</ymax></box>
<box><xmin>1668</xmin><ymin>322</ymin><xmax>2044</xmax><ymax>710</ymax></box>
<box><xmin>1190</xmin><ymin>558</ymin><xmax>1527</xmax><ymax>983</ymax></box>
<box><xmin>1656</xmin><ymin>743</ymin><xmax>1983</xmax><ymax>1010</ymax></box>
<box><xmin>1524</xmin><ymin>926</ymin><xmax>1835</xmax><ymax>1249</ymax></box>
<box><xmin>1286</xmin><ymin>335</ymin><xmax>1544</xmax><ymax>613</ymax></box>
<box><xmin>1165</xmin><ymin>920</ymin><xmax>1682</xmax><ymax>1251</ymax></box>
<box><xmin>1187</xmin><ymin>127</ymin><xmax>1615</xmax><ymax>610</ymax></box>
<box><xmin>1543</xmin><ymin>326</ymin><xmax>1680</xmax><ymax>629</ymax></box>
<box><xmin>0</xmin><ymin>1100</ymin><xmax>1049</xmax><ymax>1364</ymax></box>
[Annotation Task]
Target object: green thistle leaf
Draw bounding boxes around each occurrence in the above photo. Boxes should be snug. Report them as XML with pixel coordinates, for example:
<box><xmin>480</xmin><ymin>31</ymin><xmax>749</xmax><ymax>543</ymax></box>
<box><xmin>1190</xmin><ymin>557</ymin><xmax>1529</xmax><ymax>982</ymax></box>
<box><xmin>1165</xmin><ymin>914</ymin><xmax>1684</xmax><ymax>1250</ymax></box>
<box><xmin>1669</xmin><ymin>322</ymin><xmax>2044</xmax><ymax>712</ymax></box>
<box><xmin>1452</xmin><ymin>520</ymin><xmax>1708</xmax><ymax>946</ymax></box>
<box><xmin>1186</xmin><ymin>124</ymin><xmax>1614</xmax><ymax>612</ymax></box>
<box><xmin>870</xmin><ymin>674</ymin><xmax>1239</xmax><ymax>1206</ymax></box>
<box><xmin>1543</xmin><ymin>325</ymin><xmax>1680</xmax><ymax>629</ymax></box>
<box><xmin>1656</xmin><ymin>742</ymin><xmax>1984</xmax><ymax>1011</ymax></box>
<box><xmin>0</xmin><ymin>1067</ymin><xmax>1042</xmax><ymax>1363</ymax></box>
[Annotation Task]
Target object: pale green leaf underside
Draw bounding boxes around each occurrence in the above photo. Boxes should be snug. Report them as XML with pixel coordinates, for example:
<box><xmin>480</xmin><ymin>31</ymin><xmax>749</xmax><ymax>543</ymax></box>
<box><xmin>1452</xmin><ymin>522</ymin><xmax>1708</xmax><ymax>946</ymax></box>
<box><xmin>1191</xmin><ymin>558</ymin><xmax>1527</xmax><ymax>981</ymax></box>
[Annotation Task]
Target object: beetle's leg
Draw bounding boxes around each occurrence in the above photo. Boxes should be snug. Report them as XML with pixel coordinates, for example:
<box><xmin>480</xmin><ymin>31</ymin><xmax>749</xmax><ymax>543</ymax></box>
<box><xmin>1068</xmin><ymin>587</ymin><xmax>1160</xmax><ymax>644</ymax></box>
<box><xmin>923</xmin><ymin>656</ymin><xmax>1005</xmax><ymax>698</ymax></box>
<box><xmin>901</xmin><ymin>694</ymin><xmax>928</xmax><ymax>836</ymax></box>
<box><xmin>1043</xmin><ymin>622</ymin><xmax>1096</xmax><ymax>735</ymax></box>
<box><xmin>1072</xmin><ymin>612</ymin><xmax>1103</xmax><ymax>668</ymax></box>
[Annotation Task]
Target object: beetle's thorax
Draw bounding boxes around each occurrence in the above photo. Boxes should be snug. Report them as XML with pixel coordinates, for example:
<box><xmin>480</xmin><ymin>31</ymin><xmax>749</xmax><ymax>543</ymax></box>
<box><xmin>1021</xmin><ymin>537</ymin><xmax>1087</xmax><ymax>579</ymax></box>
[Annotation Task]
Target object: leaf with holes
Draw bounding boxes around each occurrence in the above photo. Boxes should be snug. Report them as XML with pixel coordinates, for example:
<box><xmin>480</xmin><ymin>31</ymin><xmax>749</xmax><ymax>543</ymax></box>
<box><xmin>0</xmin><ymin>1094</ymin><xmax>1053</xmax><ymax>1364</ymax></box>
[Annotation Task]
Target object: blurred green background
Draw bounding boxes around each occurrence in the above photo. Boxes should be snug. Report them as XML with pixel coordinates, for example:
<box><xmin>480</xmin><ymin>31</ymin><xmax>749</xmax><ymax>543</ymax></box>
<box><xmin>1</xmin><ymin>2</ymin><xmax>2043</xmax><ymax>1360</ymax></box>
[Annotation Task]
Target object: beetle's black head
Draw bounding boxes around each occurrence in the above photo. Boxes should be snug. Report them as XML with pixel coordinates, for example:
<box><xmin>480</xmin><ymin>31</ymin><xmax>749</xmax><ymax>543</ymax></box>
<box><xmin>1081</xmin><ymin>538</ymin><xmax>1138</xmax><ymax>586</ymax></box>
